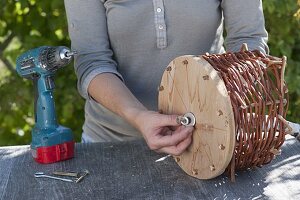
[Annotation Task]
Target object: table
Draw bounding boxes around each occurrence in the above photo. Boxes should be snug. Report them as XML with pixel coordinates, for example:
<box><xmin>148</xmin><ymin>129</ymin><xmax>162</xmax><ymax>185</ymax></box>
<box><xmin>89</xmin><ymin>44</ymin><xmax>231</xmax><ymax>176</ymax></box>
<box><xmin>0</xmin><ymin>136</ymin><xmax>299</xmax><ymax>200</ymax></box>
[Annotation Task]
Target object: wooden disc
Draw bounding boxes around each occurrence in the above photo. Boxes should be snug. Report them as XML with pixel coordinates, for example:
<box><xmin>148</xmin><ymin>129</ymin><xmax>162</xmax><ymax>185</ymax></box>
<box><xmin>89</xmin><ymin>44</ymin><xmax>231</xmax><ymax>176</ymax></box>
<box><xmin>158</xmin><ymin>55</ymin><xmax>236</xmax><ymax>179</ymax></box>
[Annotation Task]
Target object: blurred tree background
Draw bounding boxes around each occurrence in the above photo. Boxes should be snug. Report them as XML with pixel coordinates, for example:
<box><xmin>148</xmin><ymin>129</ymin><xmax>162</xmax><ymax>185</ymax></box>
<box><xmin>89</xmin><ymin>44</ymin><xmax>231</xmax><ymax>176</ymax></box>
<box><xmin>0</xmin><ymin>0</ymin><xmax>299</xmax><ymax>146</ymax></box>
<box><xmin>0</xmin><ymin>0</ymin><xmax>84</xmax><ymax>145</ymax></box>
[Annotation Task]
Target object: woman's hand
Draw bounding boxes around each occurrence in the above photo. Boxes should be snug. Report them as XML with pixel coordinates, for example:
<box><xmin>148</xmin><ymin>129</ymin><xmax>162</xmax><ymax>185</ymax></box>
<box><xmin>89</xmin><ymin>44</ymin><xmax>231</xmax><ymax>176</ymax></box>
<box><xmin>133</xmin><ymin>111</ymin><xmax>194</xmax><ymax>156</ymax></box>
<box><xmin>88</xmin><ymin>74</ymin><xmax>193</xmax><ymax>155</ymax></box>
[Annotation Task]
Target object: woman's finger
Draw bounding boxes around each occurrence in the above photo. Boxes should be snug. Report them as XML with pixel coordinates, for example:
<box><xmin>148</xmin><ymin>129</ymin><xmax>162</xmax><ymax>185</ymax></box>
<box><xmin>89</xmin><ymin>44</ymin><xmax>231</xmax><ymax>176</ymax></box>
<box><xmin>156</xmin><ymin>114</ymin><xmax>180</xmax><ymax>127</ymax></box>
<box><xmin>158</xmin><ymin>135</ymin><xmax>193</xmax><ymax>156</ymax></box>
<box><xmin>155</xmin><ymin>126</ymin><xmax>194</xmax><ymax>149</ymax></box>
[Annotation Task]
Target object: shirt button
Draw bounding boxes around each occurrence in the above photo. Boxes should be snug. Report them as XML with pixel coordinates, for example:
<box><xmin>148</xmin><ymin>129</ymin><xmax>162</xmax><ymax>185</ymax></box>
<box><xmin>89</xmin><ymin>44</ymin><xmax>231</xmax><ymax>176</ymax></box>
<box><xmin>158</xmin><ymin>25</ymin><xmax>164</xmax><ymax>30</ymax></box>
<box><xmin>156</xmin><ymin>7</ymin><xmax>162</xmax><ymax>13</ymax></box>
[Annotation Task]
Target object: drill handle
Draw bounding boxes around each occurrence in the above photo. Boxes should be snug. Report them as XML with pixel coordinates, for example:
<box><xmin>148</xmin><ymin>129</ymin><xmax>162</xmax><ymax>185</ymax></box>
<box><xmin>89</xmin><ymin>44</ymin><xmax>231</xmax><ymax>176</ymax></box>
<box><xmin>33</xmin><ymin>78</ymin><xmax>38</xmax><ymax>123</ymax></box>
<box><xmin>34</xmin><ymin>74</ymin><xmax>58</xmax><ymax>129</ymax></box>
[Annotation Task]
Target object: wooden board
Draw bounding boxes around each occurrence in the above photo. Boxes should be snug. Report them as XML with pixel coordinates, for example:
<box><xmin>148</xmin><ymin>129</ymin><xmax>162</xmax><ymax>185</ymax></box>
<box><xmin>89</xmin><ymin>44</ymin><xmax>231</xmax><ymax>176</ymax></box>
<box><xmin>158</xmin><ymin>55</ymin><xmax>236</xmax><ymax>179</ymax></box>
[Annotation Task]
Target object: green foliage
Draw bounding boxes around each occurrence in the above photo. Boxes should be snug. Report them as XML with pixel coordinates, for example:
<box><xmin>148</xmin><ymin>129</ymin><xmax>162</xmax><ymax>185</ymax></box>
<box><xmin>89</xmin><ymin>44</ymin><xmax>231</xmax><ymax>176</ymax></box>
<box><xmin>0</xmin><ymin>0</ymin><xmax>299</xmax><ymax>146</ymax></box>
<box><xmin>0</xmin><ymin>0</ymin><xmax>84</xmax><ymax>145</ymax></box>
<box><xmin>263</xmin><ymin>0</ymin><xmax>300</xmax><ymax>121</ymax></box>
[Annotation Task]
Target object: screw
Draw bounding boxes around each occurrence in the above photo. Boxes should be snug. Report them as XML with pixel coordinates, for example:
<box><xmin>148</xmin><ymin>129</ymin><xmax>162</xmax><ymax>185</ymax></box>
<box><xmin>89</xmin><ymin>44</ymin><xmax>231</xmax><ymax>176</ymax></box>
<box><xmin>176</xmin><ymin>116</ymin><xmax>190</xmax><ymax>126</ymax></box>
<box><xmin>210</xmin><ymin>165</ymin><xmax>215</xmax><ymax>171</ymax></box>
<box><xmin>202</xmin><ymin>75</ymin><xmax>209</xmax><ymax>80</ymax></box>
<box><xmin>34</xmin><ymin>172</ymin><xmax>74</xmax><ymax>183</ymax></box>
<box><xmin>192</xmin><ymin>169</ymin><xmax>198</xmax><ymax>175</ymax></box>
<box><xmin>52</xmin><ymin>171</ymin><xmax>79</xmax><ymax>178</ymax></box>
<box><xmin>75</xmin><ymin>169</ymin><xmax>89</xmax><ymax>183</ymax></box>
<box><xmin>219</xmin><ymin>144</ymin><xmax>225</xmax><ymax>150</ymax></box>
<box><xmin>175</xmin><ymin>157</ymin><xmax>180</xmax><ymax>163</ymax></box>
<box><xmin>166</xmin><ymin>66</ymin><xmax>172</xmax><ymax>71</ymax></box>
<box><xmin>182</xmin><ymin>60</ymin><xmax>188</xmax><ymax>65</ymax></box>
<box><xmin>176</xmin><ymin>113</ymin><xmax>196</xmax><ymax>127</ymax></box>
<box><xmin>158</xmin><ymin>85</ymin><xmax>164</xmax><ymax>91</ymax></box>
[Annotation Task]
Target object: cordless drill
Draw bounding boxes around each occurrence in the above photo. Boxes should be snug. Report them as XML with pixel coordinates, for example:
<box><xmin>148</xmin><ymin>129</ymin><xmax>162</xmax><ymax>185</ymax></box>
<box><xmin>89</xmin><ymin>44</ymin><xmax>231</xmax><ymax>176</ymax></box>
<box><xmin>16</xmin><ymin>46</ymin><xmax>76</xmax><ymax>164</ymax></box>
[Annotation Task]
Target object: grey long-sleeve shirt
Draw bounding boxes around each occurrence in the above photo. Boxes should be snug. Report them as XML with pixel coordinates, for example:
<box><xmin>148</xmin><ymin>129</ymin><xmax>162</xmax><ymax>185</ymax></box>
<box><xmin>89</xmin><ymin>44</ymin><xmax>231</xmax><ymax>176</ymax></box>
<box><xmin>64</xmin><ymin>0</ymin><xmax>268</xmax><ymax>142</ymax></box>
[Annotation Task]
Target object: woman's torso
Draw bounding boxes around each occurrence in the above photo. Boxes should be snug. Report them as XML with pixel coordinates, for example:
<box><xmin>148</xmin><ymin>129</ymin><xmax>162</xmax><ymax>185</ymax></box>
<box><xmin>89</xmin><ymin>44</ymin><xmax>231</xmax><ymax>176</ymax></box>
<box><xmin>103</xmin><ymin>0</ymin><xmax>224</xmax><ymax>109</ymax></box>
<box><xmin>84</xmin><ymin>0</ymin><xmax>225</xmax><ymax>141</ymax></box>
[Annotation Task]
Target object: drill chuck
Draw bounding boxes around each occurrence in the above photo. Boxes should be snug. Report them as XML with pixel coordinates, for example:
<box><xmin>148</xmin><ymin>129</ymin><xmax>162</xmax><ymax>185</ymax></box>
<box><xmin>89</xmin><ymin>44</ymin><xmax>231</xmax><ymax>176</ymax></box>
<box><xmin>40</xmin><ymin>46</ymin><xmax>77</xmax><ymax>71</ymax></box>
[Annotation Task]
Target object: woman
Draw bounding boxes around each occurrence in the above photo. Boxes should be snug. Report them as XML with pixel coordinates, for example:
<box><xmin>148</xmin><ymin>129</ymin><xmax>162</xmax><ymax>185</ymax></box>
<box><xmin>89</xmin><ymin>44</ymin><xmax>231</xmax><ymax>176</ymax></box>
<box><xmin>64</xmin><ymin>0</ymin><xmax>268</xmax><ymax>155</ymax></box>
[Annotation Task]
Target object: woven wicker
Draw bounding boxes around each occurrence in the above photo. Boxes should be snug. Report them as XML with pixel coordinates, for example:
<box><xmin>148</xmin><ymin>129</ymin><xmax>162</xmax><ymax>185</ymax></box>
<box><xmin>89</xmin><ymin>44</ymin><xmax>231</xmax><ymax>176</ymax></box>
<box><xmin>203</xmin><ymin>49</ymin><xmax>289</xmax><ymax>180</ymax></box>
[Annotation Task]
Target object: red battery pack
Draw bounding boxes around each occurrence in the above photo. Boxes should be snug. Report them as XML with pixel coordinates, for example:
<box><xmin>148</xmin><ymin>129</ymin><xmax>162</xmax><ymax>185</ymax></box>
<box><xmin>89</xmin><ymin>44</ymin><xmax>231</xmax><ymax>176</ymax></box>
<box><xmin>33</xmin><ymin>141</ymin><xmax>75</xmax><ymax>164</ymax></box>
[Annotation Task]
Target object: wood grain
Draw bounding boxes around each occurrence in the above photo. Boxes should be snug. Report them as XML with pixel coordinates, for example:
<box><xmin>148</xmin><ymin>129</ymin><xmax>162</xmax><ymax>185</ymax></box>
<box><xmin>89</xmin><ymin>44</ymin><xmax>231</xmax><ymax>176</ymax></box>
<box><xmin>158</xmin><ymin>55</ymin><xmax>235</xmax><ymax>179</ymax></box>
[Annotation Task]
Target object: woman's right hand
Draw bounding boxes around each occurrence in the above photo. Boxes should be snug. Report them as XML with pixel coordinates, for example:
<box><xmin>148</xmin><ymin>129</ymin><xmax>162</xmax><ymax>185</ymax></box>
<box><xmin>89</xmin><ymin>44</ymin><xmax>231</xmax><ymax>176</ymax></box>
<box><xmin>88</xmin><ymin>73</ymin><xmax>193</xmax><ymax>155</ymax></box>
<box><xmin>133</xmin><ymin>110</ymin><xmax>194</xmax><ymax>156</ymax></box>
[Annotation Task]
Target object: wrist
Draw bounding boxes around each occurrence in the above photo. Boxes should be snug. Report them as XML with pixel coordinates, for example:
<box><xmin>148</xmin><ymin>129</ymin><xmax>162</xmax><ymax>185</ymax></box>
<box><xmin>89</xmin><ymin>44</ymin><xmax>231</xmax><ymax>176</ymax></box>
<box><xmin>121</xmin><ymin>105</ymin><xmax>148</xmax><ymax>131</ymax></box>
